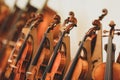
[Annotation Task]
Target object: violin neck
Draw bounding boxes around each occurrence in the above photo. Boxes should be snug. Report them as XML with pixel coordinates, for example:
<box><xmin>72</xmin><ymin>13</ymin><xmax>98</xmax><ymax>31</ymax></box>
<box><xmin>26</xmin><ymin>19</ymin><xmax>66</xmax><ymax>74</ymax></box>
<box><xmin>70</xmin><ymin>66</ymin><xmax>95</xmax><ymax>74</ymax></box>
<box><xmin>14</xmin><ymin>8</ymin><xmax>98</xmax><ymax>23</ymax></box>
<box><xmin>104</xmin><ymin>35</ymin><xmax>113</xmax><ymax>80</ymax></box>
<box><xmin>42</xmin><ymin>31</ymin><xmax>66</xmax><ymax>80</ymax></box>
<box><xmin>64</xmin><ymin>35</ymin><xmax>87</xmax><ymax>79</ymax></box>
<box><xmin>32</xmin><ymin>27</ymin><xmax>51</xmax><ymax>65</ymax></box>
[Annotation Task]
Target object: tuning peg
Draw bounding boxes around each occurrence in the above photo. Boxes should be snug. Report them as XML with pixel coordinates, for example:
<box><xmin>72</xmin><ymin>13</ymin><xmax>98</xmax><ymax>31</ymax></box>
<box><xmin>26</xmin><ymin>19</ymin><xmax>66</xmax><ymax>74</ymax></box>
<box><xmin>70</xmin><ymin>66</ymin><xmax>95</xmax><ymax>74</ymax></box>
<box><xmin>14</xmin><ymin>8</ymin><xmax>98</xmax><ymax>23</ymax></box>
<box><xmin>10</xmin><ymin>64</ymin><xmax>17</xmax><ymax>69</ymax></box>
<box><xmin>103</xmin><ymin>30</ymin><xmax>109</xmax><ymax>34</ymax></box>
<box><xmin>114</xmin><ymin>32</ymin><xmax>120</xmax><ymax>35</ymax></box>
<box><xmin>26</xmin><ymin>72</ymin><xmax>33</xmax><ymax>74</ymax></box>
<box><xmin>115</xmin><ymin>29</ymin><xmax>120</xmax><ymax>31</ymax></box>
<box><xmin>13</xmin><ymin>54</ymin><xmax>17</xmax><ymax>58</ymax></box>
<box><xmin>102</xmin><ymin>35</ymin><xmax>109</xmax><ymax>37</ymax></box>
<box><xmin>8</xmin><ymin>59</ymin><xmax>12</xmax><ymax>63</ymax></box>
<box><xmin>103</xmin><ymin>32</ymin><xmax>120</xmax><ymax>36</ymax></box>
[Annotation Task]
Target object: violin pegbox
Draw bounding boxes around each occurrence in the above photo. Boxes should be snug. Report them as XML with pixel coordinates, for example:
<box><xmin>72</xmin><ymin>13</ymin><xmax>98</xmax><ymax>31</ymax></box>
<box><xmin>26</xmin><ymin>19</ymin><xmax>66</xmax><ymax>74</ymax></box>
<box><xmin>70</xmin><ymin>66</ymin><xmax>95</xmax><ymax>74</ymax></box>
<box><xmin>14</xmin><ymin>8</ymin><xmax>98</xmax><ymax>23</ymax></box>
<box><xmin>31</xmin><ymin>13</ymin><xmax>43</xmax><ymax>28</ymax></box>
<box><xmin>53</xmin><ymin>14</ymin><xmax>61</xmax><ymax>24</ymax></box>
<box><xmin>25</xmin><ymin>13</ymin><xmax>43</xmax><ymax>28</ymax></box>
<box><xmin>49</xmin><ymin>14</ymin><xmax>61</xmax><ymax>30</ymax></box>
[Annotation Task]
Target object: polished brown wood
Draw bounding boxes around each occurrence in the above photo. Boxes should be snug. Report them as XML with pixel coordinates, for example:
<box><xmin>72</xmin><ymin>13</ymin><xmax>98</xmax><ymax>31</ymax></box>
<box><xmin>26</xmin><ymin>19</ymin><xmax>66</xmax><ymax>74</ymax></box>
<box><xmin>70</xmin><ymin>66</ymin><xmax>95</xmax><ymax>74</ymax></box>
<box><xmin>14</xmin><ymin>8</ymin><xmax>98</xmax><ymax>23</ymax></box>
<box><xmin>92</xmin><ymin>63</ymin><xmax>120</xmax><ymax>80</ymax></box>
<box><xmin>26</xmin><ymin>14</ymin><xmax>61</xmax><ymax>80</ymax></box>
<box><xmin>64</xmin><ymin>9</ymin><xmax>107</xmax><ymax>80</ymax></box>
<box><xmin>3</xmin><ymin>14</ymin><xmax>43</xmax><ymax>80</ymax></box>
<box><xmin>42</xmin><ymin>12</ymin><xmax>75</xmax><ymax>80</ymax></box>
<box><xmin>13</xmin><ymin>40</ymin><xmax>33</xmax><ymax>80</ymax></box>
<box><xmin>92</xmin><ymin>21</ymin><xmax>120</xmax><ymax>80</ymax></box>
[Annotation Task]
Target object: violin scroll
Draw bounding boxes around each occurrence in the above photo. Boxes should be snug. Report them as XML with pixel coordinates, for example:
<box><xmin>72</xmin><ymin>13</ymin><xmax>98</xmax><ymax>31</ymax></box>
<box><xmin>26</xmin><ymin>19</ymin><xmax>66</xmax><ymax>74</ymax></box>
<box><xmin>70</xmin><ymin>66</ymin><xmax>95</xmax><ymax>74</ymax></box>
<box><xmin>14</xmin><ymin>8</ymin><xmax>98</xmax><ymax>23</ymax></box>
<box><xmin>64</xmin><ymin>11</ymin><xmax>77</xmax><ymax>33</ymax></box>
<box><xmin>53</xmin><ymin>14</ymin><xmax>61</xmax><ymax>24</ymax></box>
<box><xmin>34</xmin><ymin>13</ymin><xmax>43</xmax><ymax>27</ymax></box>
<box><xmin>26</xmin><ymin>13</ymin><xmax>43</xmax><ymax>27</ymax></box>
<box><xmin>102</xmin><ymin>8</ymin><xmax>108</xmax><ymax>15</ymax></box>
<box><xmin>49</xmin><ymin>14</ymin><xmax>61</xmax><ymax>30</ymax></box>
<box><xmin>92</xmin><ymin>8</ymin><xmax>108</xmax><ymax>30</ymax></box>
<box><xmin>64</xmin><ymin>11</ymin><xmax>77</xmax><ymax>26</ymax></box>
<box><xmin>99</xmin><ymin>8</ymin><xmax>108</xmax><ymax>20</ymax></box>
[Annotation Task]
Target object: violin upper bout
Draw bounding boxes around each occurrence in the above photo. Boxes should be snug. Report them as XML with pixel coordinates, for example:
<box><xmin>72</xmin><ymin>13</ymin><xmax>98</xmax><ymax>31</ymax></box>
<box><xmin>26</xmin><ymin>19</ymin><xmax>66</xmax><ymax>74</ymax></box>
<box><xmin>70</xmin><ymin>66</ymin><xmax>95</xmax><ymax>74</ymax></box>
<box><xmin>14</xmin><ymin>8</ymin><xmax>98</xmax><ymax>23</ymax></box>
<box><xmin>92</xmin><ymin>63</ymin><xmax>105</xmax><ymax>80</ymax></box>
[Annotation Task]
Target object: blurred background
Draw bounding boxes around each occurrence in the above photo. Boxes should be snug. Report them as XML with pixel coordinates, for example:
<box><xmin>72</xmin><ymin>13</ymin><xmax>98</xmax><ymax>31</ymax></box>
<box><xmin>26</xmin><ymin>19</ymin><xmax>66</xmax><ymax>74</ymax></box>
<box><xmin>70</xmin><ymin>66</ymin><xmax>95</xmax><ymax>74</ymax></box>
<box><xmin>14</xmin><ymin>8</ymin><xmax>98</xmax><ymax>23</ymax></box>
<box><xmin>3</xmin><ymin>0</ymin><xmax>120</xmax><ymax>62</ymax></box>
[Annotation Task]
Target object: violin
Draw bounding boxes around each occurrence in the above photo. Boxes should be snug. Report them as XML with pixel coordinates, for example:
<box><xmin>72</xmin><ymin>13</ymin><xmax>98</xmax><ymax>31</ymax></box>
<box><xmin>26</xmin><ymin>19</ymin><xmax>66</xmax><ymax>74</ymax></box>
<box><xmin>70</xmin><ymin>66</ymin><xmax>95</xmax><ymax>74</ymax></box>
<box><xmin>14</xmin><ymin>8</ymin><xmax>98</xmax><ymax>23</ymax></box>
<box><xmin>26</xmin><ymin>14</ymin><xmax>61</xmax><ymax>80</ymax></box>
<box><xmin>13</xmin><ymin>40</ymin><xmax>32</xmax><ymax>80</ymax></box>
<box><xmin>0</xmin><ymin>1</ymin><xmax>32</xmax><ymax>78</ymax></box>
<box><xmin>41</xmin><ymin>11</ymin><xmax>77</xmax><ymax>80</ymax></box>
<box><xmin>92</xmin><ymin>21</ymin><xmax>120</xmax><ymax>80</ymax></box>
<box><xmin>4</xmin><ymin>13</ymin><xmax>43</xmax><ymax>80</ymax></box>
<box><xmin>63</xmin><ymin>9</ymin><xmax>108</xmax><ymax>80</ymax></box>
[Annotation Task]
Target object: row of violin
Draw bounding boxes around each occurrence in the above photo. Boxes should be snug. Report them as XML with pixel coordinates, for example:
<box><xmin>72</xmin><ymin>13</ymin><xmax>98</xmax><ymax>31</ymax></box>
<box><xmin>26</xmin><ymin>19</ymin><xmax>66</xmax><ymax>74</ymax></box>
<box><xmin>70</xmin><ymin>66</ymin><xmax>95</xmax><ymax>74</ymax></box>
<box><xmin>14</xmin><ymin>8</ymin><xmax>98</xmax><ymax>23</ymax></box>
<box><xmin>1</xmin><ymin>3</ymin><xmax>120</xmax><ymax>79</ymax></box>
<box><xmin>0</xmin><ymin>10</ymin><xmax>77</xmax><ymax>79</ymax></box>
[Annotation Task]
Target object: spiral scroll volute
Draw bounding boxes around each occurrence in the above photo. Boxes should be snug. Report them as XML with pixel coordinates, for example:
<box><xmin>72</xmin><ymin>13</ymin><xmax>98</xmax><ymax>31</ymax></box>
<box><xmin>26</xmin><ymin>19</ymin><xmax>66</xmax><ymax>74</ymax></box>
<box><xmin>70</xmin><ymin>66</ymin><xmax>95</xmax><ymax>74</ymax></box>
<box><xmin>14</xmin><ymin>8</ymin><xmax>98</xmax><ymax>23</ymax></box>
<box><xmin>49</xmin><ymin>14</ymin><xmax>61</xmax><ymax>30</ymax></box>
<box><xmin>103</xmin><ymin>8</ymin><xmax>108</xmax><ymax>15</ymax></box>
<box><xmin>99</xmin><ymin>8</ymin><xmax>108</xmax><ymax>20</ymax></box>
<box><xmin>53</xmin><ymin>14</ymin><xmax>61</xmax><ymax>24</ymax></box>
<box><xmin>26</xmin><ymin>13</ymin><xmax>43</xmax><ymax>28</ymax></box>
<box><xmin>63</xmin><ymin>11</ymin><xmax>77</xmax><ymax>33</ymax></box>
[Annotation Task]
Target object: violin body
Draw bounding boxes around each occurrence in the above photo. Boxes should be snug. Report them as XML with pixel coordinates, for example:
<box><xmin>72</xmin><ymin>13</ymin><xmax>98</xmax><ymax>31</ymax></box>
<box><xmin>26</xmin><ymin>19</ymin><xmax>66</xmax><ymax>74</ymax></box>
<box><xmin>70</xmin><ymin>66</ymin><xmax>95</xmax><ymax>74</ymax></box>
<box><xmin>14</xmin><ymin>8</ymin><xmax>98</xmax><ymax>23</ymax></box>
<box><xmin>45</xmin><ymin>51</ymin><xmax>66</xmax><ymax>80</ymax></box>
<box><xmin>26</xmin><ymin>32</ymin><xmax>60</xmax><ymax>80</ymax></box>
<box><xmin>4</xmin><ymin>39</ymin><xmax>23</xmax><ymax>79</ymax></box>
<box><xmin>13</xmin><ymin>41</ymin><xmax>33</xmax><ymax>80</ymax></box>
<box><xmin>43</xmin><ymin>33</ymin><xmax>71</xmax><ymax>80</ymax></box>
<box><xmin>26</xmin><ymin>48</ymin><xmax>51</xmax><ymax>80</ymax></box>
<box><xmin>70</xmin><ymin>58</ymin><xmax>88</xmax><ymax>80</ymax></box>
<box><xmin>92</xmin><ymin>63</ymin><xmax>120</xmax><ymax>80</ymax></box>
<box><xmin>4</xmin><ymin>38</ymin><xmax>33</xmax><ymax>80</ymax></box>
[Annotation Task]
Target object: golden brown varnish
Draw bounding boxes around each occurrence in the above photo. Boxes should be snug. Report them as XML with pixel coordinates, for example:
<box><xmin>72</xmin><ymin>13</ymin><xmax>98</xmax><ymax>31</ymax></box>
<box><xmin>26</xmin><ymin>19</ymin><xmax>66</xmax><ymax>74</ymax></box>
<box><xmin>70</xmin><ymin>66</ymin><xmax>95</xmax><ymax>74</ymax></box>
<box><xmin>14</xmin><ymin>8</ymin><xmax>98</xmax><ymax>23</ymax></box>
<box><xmin>45</xmin><ymin>52</ymin><xmax>66</xmax><ymax>80</ymax></box>
<box><xmin>4</xmin><ymin>39</ymin><xmax>23</xmax><ymax>79</ymax></box>
<box><xmin>37</xmin><ymin>6</ymin><xmax>60</xmax><ymax>44</ymax></box>
<box><xmin>92</xmin><ymin>63</ymin><xmax>120</xmax><ymax>80</ymax></box>
<box><xmin>27</xmin><ymin>48</ymin><xmax>50</xmax><ymax>80</ymax></box>
<box><xmin>13</xmin><ymin>40</ymin><xmax>33</xmax><ymax>80</ymax></box>
<box><xmin>14</xmin><ymin>42</ymin><xmax>33</xmax><ymax>80</ymax></box>
<box><xmin>71</xmin><ymin>58</ymin><xmax>88</xmax><ymax>80</ymax></box>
